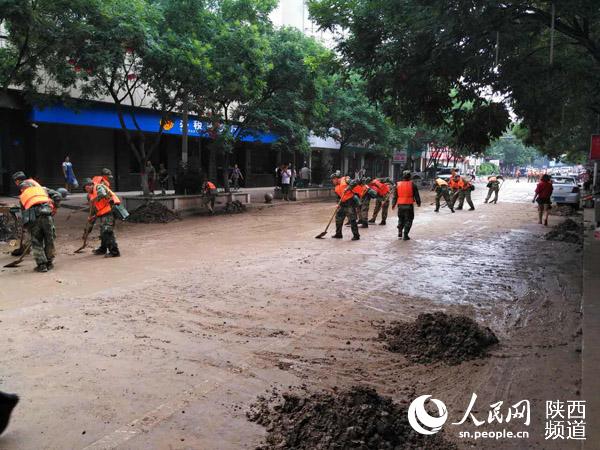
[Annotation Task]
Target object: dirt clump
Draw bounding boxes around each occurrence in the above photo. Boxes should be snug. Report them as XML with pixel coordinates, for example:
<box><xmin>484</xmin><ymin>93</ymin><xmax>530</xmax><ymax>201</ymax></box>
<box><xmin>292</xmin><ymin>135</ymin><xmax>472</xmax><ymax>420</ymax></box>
<box><xmin>128</xmin><ymin>201</ymin><xmax>180</xmax><ymax>223</ymax></box>
<box><xmin>0</xmin><ymin>212</ymin><xmax>18</xmax><ymax>242</ymax></box>
<box><xmin>224</xmin><ymin>200</ymin><xmax>246</xmax><ymax>214</ymax></box>
<box><xmin>545</xmin><ymin>219</ymin><xmax>583</xmax><ymax>244</ymax></box>
<box><xmin>379</xmin><ymin>312</ymin><xmax>499</xmax><ymax>365</ymax></box>
<box><xmin>247</xmin><ymin>386</ymin><xmax>455</xmax><ymax>450</ymax></box>
<box><xmin>549</xmin><ymin>205</ymin><xmax>577</xmax><ymax>216</ymax></box>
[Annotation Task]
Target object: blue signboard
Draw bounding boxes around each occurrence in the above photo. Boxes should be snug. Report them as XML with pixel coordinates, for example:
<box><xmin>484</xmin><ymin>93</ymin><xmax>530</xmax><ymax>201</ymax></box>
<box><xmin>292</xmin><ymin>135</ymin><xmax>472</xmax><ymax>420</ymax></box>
<box><xmin>29</xmin><ymin>102</ymin><xmax>277</xmax><ymax>144</ymax></box>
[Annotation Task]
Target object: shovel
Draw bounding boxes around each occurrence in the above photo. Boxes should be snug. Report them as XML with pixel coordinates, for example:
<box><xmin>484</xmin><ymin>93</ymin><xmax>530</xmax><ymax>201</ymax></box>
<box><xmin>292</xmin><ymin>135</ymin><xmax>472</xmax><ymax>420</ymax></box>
<box><xmin>4</xmin><ymin>242</ymin><xmax>31</xmax><ymax>268</ymax></box>
<box><xmin>315</xmin><ymin>203</ymin><xmax>341</xmax><ymax>239</ymax></box>
<box><xmin>74</xmin><ymin>220</ymin><xmax>94</xmax><ymax>254</ymax></box>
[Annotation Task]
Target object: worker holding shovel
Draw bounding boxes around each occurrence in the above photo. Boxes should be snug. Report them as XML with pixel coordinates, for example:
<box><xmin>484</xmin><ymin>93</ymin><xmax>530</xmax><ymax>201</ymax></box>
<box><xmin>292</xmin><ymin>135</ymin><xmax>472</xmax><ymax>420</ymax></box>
<box><xmin>10</xmin><ymin>172</ymin><xmax>63</xmax><ymax>272</ymax></box>
<box><xmin>432</xmin><ymin>178</ymin><xmax>455</xmax><ymax>213</ymax></box>
<box><xmin>368</xmin><ymin>177</ymin><xmax>392</xmax><ymax>225</ymax></box>
<box><xmin>331</xmin><ymin>173</ymin><xmax>361</xmax><ymax>241</ymax></box>
<box><xmin>82</xmin><ymin>178</ymin><xmax>125</xmax><ymax>257</ymax></box>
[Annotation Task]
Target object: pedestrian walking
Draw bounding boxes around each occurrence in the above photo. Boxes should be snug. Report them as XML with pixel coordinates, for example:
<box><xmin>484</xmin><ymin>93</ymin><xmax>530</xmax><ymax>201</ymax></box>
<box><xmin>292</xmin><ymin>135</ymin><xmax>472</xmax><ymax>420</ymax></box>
<box><xmin>299</xmin><ymin>163</ymin><xmax>311</xmax><ymax>188</ymax></box>
<box><xmin>145</xmin><ymin>160</ymin><xmax>156</xmax><ymax>194</ymax></box>
<box><xmin>484</xmin><ymin>176</ymin><xmax>501</xmax><ymax>204</ymax></box>
<box><xmin>515</xmin><ymin>168</ymin><xmax>521</xmax><ymax>183</ymax></box>
<box><xmin>280</xmin><ymin>164</ymin><xmax>292</xmax><ymax>201</ymax></box>
<box><xmin>275</xmin><ymin>165</ymin><xmax>282</xmax><ymax>188</ymax></box>
<box><xmin>61</xmin><ymin>156</ymin><xmax>78</xmax><ymax>191</ymax></box>
<box><xmin>533</xmin><ymin>174</ymin><xmax>553</xmax><ymax>226</ymax></box>
<box><xmin>230</xmin><ymin>164</ymin><xmax>244</xmax><ymax>191</ymax></box>
<box><xmin>392</xmin><ymin>171</ymin><xmax>421</xmax><ymax>240</ymax></box>
<box><xmin>158</xmin><ymin>163</ymin><xmax>169</xmax><ymax>195</ymax></box>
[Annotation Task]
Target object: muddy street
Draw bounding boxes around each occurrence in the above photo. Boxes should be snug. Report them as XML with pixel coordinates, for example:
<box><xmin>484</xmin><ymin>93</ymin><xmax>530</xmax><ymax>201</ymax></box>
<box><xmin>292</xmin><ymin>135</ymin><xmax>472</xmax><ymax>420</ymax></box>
<box><xmin>0</xmin><ymin>180</ymin><xmax>583</xmax><ymax>449</ymax></box>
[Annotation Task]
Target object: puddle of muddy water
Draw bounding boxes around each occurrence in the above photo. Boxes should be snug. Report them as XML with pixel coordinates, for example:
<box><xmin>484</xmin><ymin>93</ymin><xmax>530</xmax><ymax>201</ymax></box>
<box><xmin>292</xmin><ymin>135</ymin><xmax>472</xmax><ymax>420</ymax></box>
<box><xmin>360</xmin><ymin>229</ymin><xmax>539</xmax><ymax>307</ymax></box>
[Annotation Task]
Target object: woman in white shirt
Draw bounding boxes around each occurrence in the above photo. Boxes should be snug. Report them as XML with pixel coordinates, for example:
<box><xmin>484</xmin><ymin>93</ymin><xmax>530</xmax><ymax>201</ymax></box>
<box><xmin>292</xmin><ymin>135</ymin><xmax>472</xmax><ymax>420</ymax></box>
<box><xmin>280</xmin><ymin>164</ymin><xmax>292</xmax><ymax>201</ymax></box>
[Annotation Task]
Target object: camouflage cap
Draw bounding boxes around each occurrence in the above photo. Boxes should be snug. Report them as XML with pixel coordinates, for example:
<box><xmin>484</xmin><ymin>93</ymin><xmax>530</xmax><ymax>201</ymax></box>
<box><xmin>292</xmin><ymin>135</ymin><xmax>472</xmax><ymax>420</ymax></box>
<box><xmin>12</xmin><ymin>171</ymin><xmax>26</xmax><ymax>182</ymax></box>
<box><xmin>101</xmin><ymin>168</ymin><xmax>113</xmax><ymax>177</ymax></box>
<box><xmin>82</xmin><ymin>177</ymin><xmax>94</xmax><ymax>186</ymax></box>
<box><xmin>56</xmin><ymin>187</ymin><xmax>69</xmax><ymax>198</ymax></box>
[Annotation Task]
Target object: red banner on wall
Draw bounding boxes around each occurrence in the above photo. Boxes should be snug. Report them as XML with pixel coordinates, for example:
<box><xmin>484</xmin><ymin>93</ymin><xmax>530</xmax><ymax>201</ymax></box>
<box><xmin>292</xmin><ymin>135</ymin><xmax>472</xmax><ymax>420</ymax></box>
<box><xmin>590</xmin><ymin>135</ymin><xmax>600</xmax><ymax>160</ymax></box>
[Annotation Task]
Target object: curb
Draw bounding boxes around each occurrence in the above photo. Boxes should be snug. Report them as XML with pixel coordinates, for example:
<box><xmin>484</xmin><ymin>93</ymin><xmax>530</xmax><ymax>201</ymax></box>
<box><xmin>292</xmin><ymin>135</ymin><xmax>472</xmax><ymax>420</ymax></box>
<box><xmin>582</xmin><ymin>207</ymin><xmax>600</xmax><ymax>448</ymax></box>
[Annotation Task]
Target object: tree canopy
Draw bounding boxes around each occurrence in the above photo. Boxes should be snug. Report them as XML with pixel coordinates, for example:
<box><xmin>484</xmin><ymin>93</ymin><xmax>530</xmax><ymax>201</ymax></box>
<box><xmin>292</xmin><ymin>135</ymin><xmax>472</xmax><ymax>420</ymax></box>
<box><xmin>308</xmin><ymin>0</ymin><xmax>600</xmax><ymax>161</ymax></box>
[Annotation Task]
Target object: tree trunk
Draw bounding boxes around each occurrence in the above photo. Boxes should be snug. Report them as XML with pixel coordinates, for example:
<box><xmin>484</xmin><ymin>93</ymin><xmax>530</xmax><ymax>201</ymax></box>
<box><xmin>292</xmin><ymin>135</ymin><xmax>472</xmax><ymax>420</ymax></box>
<box><xmin>223</xmin><ymin>152</ymin><xmax>231</xmax><ymax>194</ymax></box>
<box><xmin>140</xmin><ymin>169</ymin><xmax>150</xmax><ymax>196</ymax></box>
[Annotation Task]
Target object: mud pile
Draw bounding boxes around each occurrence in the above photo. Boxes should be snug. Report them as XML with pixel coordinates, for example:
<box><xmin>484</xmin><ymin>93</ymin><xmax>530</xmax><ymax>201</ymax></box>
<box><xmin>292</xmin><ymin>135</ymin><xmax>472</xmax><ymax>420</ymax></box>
<box><xmin>0</xmin><ymin>214</ymin><xmax>17</xmax><ymax>242</ymax></box>
<box><xmin>379</xmin><ymin>312</ymin><xmax>498</xmax><ymax>365</ymax></box>
<box><xmin>247</xmin><ymin>386</ymin><xmax>455</xmax><ymax>450</ymax></box>
<box><xmin>128</xmin><ymin>202</ymin><xmax>180</xmax><ymax>223</ymax></box>
<box><xmin>545</xmin><ymin>219</ymin><xmax>583</xmax><ymax>244</ymax></box>
<box><xmin>549</xmin><ymin>205</ymin><xmax>576</xmax><ymax>216</ymax></box>
<box><xmin>223</xmin><ymin>200</ymin><xmax>246</xmax><ymax>214</ymax></box>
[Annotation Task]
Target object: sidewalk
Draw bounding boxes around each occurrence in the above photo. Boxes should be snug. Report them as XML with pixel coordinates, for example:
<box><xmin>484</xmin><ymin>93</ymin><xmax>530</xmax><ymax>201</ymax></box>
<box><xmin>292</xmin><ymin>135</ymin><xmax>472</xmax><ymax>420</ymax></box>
<box><xmin>582</xmin><ymin>208</ymin><xmax>600</xmax><ymax>449</ymax></box>
<box><xmin>1</xmin><ymin>186</ymin><xmax>282</xmax><ymax>208</ymax></box>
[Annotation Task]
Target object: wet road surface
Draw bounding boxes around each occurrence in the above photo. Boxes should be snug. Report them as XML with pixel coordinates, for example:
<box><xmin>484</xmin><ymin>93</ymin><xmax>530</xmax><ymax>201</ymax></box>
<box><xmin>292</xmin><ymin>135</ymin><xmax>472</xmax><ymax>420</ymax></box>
<box><xmin>0</xmin><ymin>180</ymin><xmax>583</xmax><ymax>449</ymax></box>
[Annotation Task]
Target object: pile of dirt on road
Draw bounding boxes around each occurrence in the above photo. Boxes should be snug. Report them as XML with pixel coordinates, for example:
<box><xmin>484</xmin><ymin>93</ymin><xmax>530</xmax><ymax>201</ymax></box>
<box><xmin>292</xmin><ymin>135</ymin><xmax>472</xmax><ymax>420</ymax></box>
<box><xmin>379</xmin><ymin>312</ymin><xmax>499</xmax><ymax>365</ymax></box>
<box><xmin>549</xmin><ymin>205</ymin><xmax>577</xmax><ymax>216</ymax></box>
<box><xmin>127</xmin><ymin>201</ymin><xmax>180</xmax><ymax>223</ymax></box>
<box><xmin>223</xmin><ymin>200</ymin><xmax>246</xmax><ymax>214</ymax></box>
<box><xmin>0</xmin><ymin>214</ymin><xmax>17</xmax><ymax>242</ymax></box>
<box><xmin>545</xmin><ymin>219</ymin><xmax>583</xmax><ymax>244</ymax></box>
<box><xmin>247</xmin><ymin>386</ymin><xmax>455</xmax><ymax>450</ymax></box>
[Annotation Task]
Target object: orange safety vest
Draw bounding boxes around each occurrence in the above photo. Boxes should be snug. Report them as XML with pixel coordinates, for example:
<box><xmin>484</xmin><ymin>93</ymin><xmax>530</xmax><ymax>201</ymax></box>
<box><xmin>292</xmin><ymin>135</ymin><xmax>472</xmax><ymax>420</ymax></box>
<box><xmin>395</xmin><ymin>181</ymin><xmax>414</xmax><ymax>205</ymax></box>
<box><xmin>92</xmin><ymin>175</ymin><xmax>111</xmax><ymax>188</ymax></box>
<box><xmin>369</xmin><ymin>179</ymin><xmax>390</xmax><ymax>197</ymax></box>
<box><xmin>335</xmin><ymin>179</ymin><xmax>354</xmax><ymax>202</ymax></box>
<box><xmin>353</xmin><ymin>184</ymin><xmax>368</xmax><ymax>198</ymax></box>
<box><xmin>449</xmin><ymin>177</ymin><xmax>464</xmax><ymax>190</ymax></box>
<box><xmin>90</xmin><ymin>184</ymin><xmax>121</xmax><ymax>217</ymax></box>
<box><xmin>19</xmin><ymin>179</ymin><xmax>50</xmax><ymax>210</ymax></box>
<box><xmin>206</xmin><ymin>181</ymin><xmax>216</xmax><ymax>190</ymax></box>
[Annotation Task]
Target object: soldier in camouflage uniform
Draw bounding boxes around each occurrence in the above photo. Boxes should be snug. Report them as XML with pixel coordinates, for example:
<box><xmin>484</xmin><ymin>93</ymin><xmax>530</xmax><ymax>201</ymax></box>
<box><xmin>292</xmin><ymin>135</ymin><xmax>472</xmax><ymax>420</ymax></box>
<box><xmin>369</xmin><ymin>177</ymin><xmax>392</xmax><ymax>225</ymax></box>
<box><xmin>83</xmin><ymin>178</ymin><xmax>121</xmax><ymax>257</ymax></box>
<box><xmin>484</xmin><ymin>176</ymin><xmax>501</xmax><ymax>204</ymax></box>
<box><xmin>13</xmin><ymin>171</ymin><xmax>63</xmax><ymax>272</ymax></box>
<box><xmin>357</xmin><ymin>177</ymin><xmax>378</xmax><ymax>228</ymax></box>
<box><xmin>433</xmin><ymin>178</ymin><xmax>455</xmax><ymax>213</ymax></box>
<box><xmin>331</xmin><ymin>173</ymin><xmax>360</xmax><ymax>240</ymax></box>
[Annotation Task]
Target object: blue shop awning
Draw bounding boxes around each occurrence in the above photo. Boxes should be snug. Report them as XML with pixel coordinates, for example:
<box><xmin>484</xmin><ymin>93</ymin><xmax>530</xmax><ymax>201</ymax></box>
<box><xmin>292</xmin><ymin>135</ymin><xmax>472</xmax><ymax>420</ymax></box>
<box><xmin>29</xmin><ymin>102</ymin><xmax>277</xmax><ymax>144</ymax></box>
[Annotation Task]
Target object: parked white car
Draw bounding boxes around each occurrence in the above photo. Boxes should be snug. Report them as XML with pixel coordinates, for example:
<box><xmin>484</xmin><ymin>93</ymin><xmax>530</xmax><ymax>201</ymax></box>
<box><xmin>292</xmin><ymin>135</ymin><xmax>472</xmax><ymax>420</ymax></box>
<box><xmin>551</xmin><ymin>176</ymin><xmax>581</xmax><ymax>206</ymax></box>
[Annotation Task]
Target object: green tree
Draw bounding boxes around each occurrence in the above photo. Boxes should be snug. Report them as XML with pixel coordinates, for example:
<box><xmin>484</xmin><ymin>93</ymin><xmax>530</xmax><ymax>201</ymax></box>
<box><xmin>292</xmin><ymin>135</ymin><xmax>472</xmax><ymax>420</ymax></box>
<box><xmin>319</xmin><ymin>73</ymin><xmax>391</xmax><ymax>174</ymax></box>
<box><xmin>308</xmin><ymin>0</ymin><xmax>600</xmax><ymax>160</ymax></box>
<box><xmin>0</xmin><ymin>0</ymin><xmax>89</xmax><ymax>92</ymax></box>
<box><xmin>486</xmin><ymin>132</ymin><xmax>540</xmax><ymax>169</ymax></box>
<box><xmin>203</xmin><ymin>25</ymin><xmax>331</xmax><ymax>191</ymax></box>
<box><xmin>46</xmin><ymin>0</ymin><xmax>213</xmax><ymax>194</ymax></box>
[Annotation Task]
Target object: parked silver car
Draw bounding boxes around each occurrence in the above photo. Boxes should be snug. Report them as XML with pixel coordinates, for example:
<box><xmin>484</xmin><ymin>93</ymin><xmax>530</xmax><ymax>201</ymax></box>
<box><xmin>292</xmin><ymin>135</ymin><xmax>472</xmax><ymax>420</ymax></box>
<box><xmin>551</xmin><ymin>176</ymin><xmax>581</xmax><ymax>206</ymax></box>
